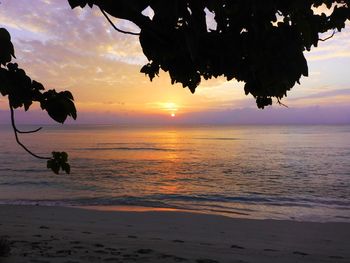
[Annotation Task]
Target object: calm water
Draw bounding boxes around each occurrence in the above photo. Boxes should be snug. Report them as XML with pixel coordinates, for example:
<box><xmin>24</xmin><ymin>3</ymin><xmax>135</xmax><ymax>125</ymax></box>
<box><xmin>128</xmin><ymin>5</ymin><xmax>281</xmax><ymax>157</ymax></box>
<box><xmin>0</xmin><ymin>124</ymin><xmax>349</xmax><ymax>222</ymax></box>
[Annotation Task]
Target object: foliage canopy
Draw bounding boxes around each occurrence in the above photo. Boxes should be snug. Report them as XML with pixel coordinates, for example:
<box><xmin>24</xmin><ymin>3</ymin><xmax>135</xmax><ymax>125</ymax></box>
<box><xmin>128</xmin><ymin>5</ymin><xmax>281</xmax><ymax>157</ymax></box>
<box><xmin>70</xmin><ymin>0</ymin><xmax>350</xmax><ymax>108</ymax></box>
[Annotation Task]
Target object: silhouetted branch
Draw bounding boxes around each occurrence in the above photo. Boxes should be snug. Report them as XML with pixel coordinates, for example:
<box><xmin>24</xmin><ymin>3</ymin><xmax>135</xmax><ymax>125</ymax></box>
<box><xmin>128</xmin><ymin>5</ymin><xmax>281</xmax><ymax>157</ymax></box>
<box><xmin>16</xmin><ymin>127</ymin><xmax>43</xmax><ymax>134</ymax></box>
<box><xmin>319</xmin><ymin>30</ymin><xmax>336</xmax><ymax>41</ymax></box>
<box><xmin>277</xmin><ymin>98</ymin><xmax>289</xmax><ymax>108</ymax></box>
<box><xmin>10</xmin><ymin>104</ymin><xmax>50</xmax><ymax>160</ymax></box>
<box><xmin>99</xmin><ymin>8</ymin><xmax>140</xmax><ymax>36</ymax></box>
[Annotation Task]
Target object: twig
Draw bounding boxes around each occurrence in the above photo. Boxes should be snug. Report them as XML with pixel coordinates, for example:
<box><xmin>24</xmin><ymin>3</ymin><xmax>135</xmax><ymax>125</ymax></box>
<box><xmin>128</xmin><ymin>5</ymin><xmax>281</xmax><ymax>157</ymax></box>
<box><xmin>277</xmin><ymin>98</ymin><xmax>289</xmax><ymax>108</ymax></box>
<box><xmin>16</xmin><ymin>127</ymin><xmax>42</xmax><ymax>134</ymax></box>
<box><xmin>319</xmin><ymin>30</ymin><xmax>336</xmax><ymax>41</ymax></box>
<box><xmin>10</xmin><ymin>104</ymin><xmax>50</xmax><ymax>160</ymax></box>
<box><xmin>99</xmin><ymin>7</ymin><xmax>140</xmax><ymax>36</ymax></box>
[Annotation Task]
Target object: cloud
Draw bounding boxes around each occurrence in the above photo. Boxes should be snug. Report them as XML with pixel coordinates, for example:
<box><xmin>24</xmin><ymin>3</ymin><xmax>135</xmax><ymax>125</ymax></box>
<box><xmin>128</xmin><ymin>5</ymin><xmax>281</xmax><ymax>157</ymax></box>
<box><xmin>1</xmin><ymin>105</ymin><xmax>349</xmax><ymax>125</ymax></box>
<box><xmin>291</xmin><ymin>88</ymin><xmax>350</xmax><ymax>100</ymax></box>
<box><xmin>306</xmin><ymin>22</ymin><xmax>350</xmax><ymax>61</ymax></box>
<box><xmin>284</xmin><ymin>88</ymin><xmax>350</xmax><ymax>107</ymax></box>
<box><xmin>0</xmin><ymin>0</ymin><xmax>349</xmax><ymax>125</ymax></box>
<box><xmin>0</xmin><ymin>0</ymin><xmax>144</xmax><ymax>63</ymax></box>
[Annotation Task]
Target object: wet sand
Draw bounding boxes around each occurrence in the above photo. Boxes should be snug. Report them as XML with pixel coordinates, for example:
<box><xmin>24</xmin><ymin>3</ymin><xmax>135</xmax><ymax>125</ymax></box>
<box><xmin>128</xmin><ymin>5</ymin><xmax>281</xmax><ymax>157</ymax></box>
<box><xmin>0</xmin><ymin>205</ymin><xmax>349</xmax><ymax>262</ymax></box>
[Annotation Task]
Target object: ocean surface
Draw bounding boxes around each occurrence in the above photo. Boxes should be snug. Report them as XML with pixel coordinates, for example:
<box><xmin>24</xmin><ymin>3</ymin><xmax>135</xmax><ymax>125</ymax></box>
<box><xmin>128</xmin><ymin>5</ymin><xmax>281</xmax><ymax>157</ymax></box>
<box><xmin>0</xmin><ymin>124</ymin><xmax>349</xmax><ymax>222</ymax></box>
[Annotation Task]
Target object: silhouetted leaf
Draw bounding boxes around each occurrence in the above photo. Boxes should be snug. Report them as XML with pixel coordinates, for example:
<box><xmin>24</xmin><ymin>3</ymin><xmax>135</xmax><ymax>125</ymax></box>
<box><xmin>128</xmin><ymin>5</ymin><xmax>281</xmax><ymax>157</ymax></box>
<box><xmin>47</xmin><ymin>152</ymin><xmax>71</xmax><ymax>174</ymax></box>
<box><xmin>0</xmin><ymin>28</ymin><xmax>15</xmax><ymax>65</ymax></box>
<box><xmin>68</xmin><ymin>0</ymin><xmax>93</xmax><ymax>8</ymax></box>
<box><xmin>41</xmin><ymin>90</ymin><xmax>77</xmax><ymax>123</ymax></box>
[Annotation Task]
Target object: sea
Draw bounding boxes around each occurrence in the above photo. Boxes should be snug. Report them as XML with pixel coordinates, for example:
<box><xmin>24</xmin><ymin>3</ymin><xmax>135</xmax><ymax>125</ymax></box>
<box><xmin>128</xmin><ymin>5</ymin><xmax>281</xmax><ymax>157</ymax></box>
<box><xmin>0</xmin><ymin>124</ymin><xmax>349</xmax><ymax>222</ymax></box>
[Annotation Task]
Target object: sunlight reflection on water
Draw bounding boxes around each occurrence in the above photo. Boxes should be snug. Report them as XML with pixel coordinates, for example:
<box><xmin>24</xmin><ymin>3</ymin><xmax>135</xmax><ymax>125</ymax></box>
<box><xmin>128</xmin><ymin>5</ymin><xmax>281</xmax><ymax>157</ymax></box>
<box><xmin>0</xmin><ymin>124</ymin><xmax>349</xmax><ymax>222</ymax></box>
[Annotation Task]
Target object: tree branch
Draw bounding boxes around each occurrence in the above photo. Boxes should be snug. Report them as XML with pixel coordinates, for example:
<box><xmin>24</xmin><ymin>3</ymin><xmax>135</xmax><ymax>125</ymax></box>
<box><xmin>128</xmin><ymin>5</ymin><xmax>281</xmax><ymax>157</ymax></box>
<box><xmin>277</xmin><ymin>98</ymin><xmax>289</xmax><ymax>108</ymax></box>
<box><xmin>319</xmin><ymin>30</ymin><xmax>336</xmax><ymax>41</ymax></box>
<box><xmin>10</xmin><ymin>104</ymin><xmax>50</xmax><ymax>160</ymax></box>
<box><xmin>16</xmin><ymin>126</ymin><xmax>43</xmax><ymax>134</ymax></box>
<box><xmin>99</xmin><ymin>7</ymin><xmax>140</xmax><ymax>36</ymax></box>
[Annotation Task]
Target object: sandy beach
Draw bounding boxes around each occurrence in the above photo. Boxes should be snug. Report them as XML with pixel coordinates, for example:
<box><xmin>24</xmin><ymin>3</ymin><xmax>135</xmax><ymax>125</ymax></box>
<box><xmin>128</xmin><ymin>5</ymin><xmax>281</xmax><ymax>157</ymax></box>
<box><xmin>0</xmin><ymin>205</ymin><xmax>349</xmax><ymax>263</ymax></box>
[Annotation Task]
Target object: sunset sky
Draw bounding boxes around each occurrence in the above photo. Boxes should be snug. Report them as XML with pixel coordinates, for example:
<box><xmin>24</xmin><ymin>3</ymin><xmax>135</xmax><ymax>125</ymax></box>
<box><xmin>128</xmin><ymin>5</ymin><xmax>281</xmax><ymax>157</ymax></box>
<box><xmin>0</xmin><ymin>0</ymin><xmax>349</xmax><ymax>124</ymax></box>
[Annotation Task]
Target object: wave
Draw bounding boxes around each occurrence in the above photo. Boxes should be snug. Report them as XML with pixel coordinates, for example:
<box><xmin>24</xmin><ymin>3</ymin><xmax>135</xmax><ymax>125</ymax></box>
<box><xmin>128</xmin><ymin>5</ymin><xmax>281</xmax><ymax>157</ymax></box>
<box><xmin>130</xmin><ymin>193</ymin><xmax>350</xmax><ymax>209</ymax></box>
<box><xmin>0</xmin><ymin>196</ymin><xmax>175</xmax><ymax>209</ymax></box>
<box><xmin>194</xmin><ymin>137</ymin><xmax>240</xmax><ymax>141</ymax></box>
<box><xmin>0</xmin><ymin>181</ymin><xmax>53</xmax><ymax>186</ymax></box>
<box><xmin>1</xmin><ymin>193</ymin><xmax>349</xmax><ymax>211</ymax></box>
<box><xmin>76</xmin><ymin>147</ymin><xmax>178</xmax><ymax>152</ymax></box>
<box><xmin>1</xmin><ymin>193</ymin><xmax>350</xmax><ymax>222</ymax></box>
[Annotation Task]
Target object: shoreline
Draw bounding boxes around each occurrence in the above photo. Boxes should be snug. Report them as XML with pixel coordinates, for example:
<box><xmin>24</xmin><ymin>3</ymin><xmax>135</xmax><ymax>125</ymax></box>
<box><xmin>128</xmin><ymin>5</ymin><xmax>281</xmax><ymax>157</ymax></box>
<box><xmin>1</xmin><ymin>202</ymin><xmax>348</xmax><ymax>223</ymax></box>
<box><xmin>0</xmin><ymin>205</ymin><xmax>349</xmax><ymax>262</ymax></box>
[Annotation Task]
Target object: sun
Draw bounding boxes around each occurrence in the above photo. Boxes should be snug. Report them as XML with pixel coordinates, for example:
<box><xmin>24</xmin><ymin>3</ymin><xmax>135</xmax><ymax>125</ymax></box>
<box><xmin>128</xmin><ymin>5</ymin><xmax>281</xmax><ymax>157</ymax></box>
<box><xmin>161</xmin><ymin>102</ymin><xmax>178</xmax><ymax>117</ymax></box>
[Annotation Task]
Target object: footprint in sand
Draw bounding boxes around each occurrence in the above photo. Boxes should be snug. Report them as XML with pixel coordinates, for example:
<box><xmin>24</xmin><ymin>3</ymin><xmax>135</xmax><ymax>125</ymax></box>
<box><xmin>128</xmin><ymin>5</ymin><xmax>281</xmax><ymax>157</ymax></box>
<box><xmin>159</xmin><ymin>254</ymin><xmax>173</xmax><ymax>259</ymax></box>
<box><xmin>94</xmin><ymin>243</ymin><xmax>104</xmax><ymax>248</ymax></box>
<box><xmin>29</xmin><ymin>260</ymin><xmax>50</xmax><ymax>263</ymax></box>
<box><xmin>94</xmin><ymin>250</ymin><xmax>108</xmax><ymax>254</ymax></box>
<box><xmin>103</xmin><ymin>258</ymin><xmax>120</xmax><ymax>262</ymax></box>
<box><xmin>136</xmin><ymin>248</ymin><xmax>154</xmax><ymax>254</ymax></box>
<box><xmin>231</xmin><ymin>244</ymin><xmax>245</xmax><ymax>249</ymax></box>
<box><xmin>172</xmin><ymin>256</ymin><xmax>187</xmax><ymax>261</ymax></box>
<box><xmin>105</xmin><ymin>247</ymin><xmax>117</xmax><ymax>251</ymax></box>
<box><xmin>127</xmin><ymin>235</ymin><xmax>138</xmax><ymax>239</ymax></box>
<box><xmin>150</xmin><ymin>237</ymin><xmax>163</xmax><ymax>240</ymax></box>
<box><xmin>329</xmin><ymin>255</ymin><xmax>344</xmax><ymax>259</ymax></box>
<box><xmin>80</xmin><ymin>255</ymin><xmax>102</xmax><ymax>261</ymax></box>
<box><xmin>196</xmin><ymin>259</ymin><xmax>219</xmax><ymax>263</ymax></box>
<box><xmin>72</xmin><ymin>246</ymin><xmax>85</xmax><ymax>249</ymax></box>
<box><xmin>263</xmin><ymin>248</ymin><xmax>278</xmax><ymax>252</ymax></box>
<box><xmin>122</xmin><ymin>254</ymin><xmax>139</xmax><ymax>260</ymax></box>
<box><xmin>199</xmin><ymin>242</ymin><xmax>213</xmax><ymax>246</ymax></box>
<box><xmin>172</xmin><ymin>239</ymin><xmax>185</xmax><ymax>243</ymax></box>
<box><xmin>56</xmin><ymin>249</ymin><xmax>72</xmax><ymax>255</ymax></box>
<box><xmin>159</xmin><ymin>254</ymin><xmax>187</xmax><ymax>261</ymax></box>
<box><xmin>293</xmin><ymin>251</ymin><xmax>309</xmax><ymax>256</ymax></box>
<box><xmin>31</xmin><ymin>241</ymin><xmax>42</xmax><ymax>246</ymax></box>
<box><xmin>39</xmin><ymin>226</ymin><xmax>50</xmax><ymax>229</ymax></box>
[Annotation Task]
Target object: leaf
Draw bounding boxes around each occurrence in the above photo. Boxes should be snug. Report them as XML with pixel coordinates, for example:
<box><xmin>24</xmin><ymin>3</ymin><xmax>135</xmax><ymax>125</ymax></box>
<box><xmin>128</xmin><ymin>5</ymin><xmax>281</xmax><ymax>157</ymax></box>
<box><xmin>140</xmin><ymin>63</ymin><xmax>159</xmax><ymax>81</ymax></box>
<box><xmin>47</xmin><ymin>159</ymin><xmax>60</xmax><ymax>174</ymax></box>
<box><xmin>24</xmin><ymin>100</ymin><xmax>32</xmax><ymax>111</ymax></box>
<box><xmin>61</xmin><ymin>163</ymin><xmax>71</xmax><ymax>174</ymax></box>
<box><xmin>46</xmin><ymin>102</ymin><xmax>68</xmax><ymax>123</ymax></box>
<box><xmin>42</xmin><ymin>90</ymin><xmax>77</xmax><ymax>123</ymax></box>
<box><xmin>0</xmin><ymin>28</ymin><xmax>15</xmax><ymax>65</ymax></box>
<box><xmin>32</xmin><ymin>80</ymin><xmax>45</xmax><ymax>91</ymax></box>
<box><xmin>47</xmin><ymin>152</ymin><xmax>71</xmax><ymax>174</ymax></box>
<box><xmin>62</xmin><ymin>91</ymin><xmax>74</xmax><ymax>100</ymax></box>
<box><xmin>68</xmin><ymin>0</ymin><xmax>90</xmax><ymax>8</ymax></box>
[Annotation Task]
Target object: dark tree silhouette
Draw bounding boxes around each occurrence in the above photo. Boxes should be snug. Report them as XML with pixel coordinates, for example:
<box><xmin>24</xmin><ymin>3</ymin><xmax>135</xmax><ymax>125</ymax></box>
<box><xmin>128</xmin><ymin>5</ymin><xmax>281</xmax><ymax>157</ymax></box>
<box><xmin>0</xmin><ymin>28</ymin><xmax>74</xmax><ymax>174</ymax></box>
<box><xmin>69</xmin><ymin>0</ymin><xmax>350</xmax><ymax>108</ymax></box>
<box><xmin>0</xmin><ymin>0</ymin><xmax>349</xmax><ymax>172</ymax></box>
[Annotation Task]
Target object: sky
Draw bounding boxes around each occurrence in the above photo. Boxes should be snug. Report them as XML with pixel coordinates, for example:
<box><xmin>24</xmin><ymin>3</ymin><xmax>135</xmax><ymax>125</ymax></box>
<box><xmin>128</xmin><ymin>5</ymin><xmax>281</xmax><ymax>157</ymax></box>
<box><xmin>0</xmin><ymin>0</ymin><xmax>349</xmax><ymax>125</ymax></box>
